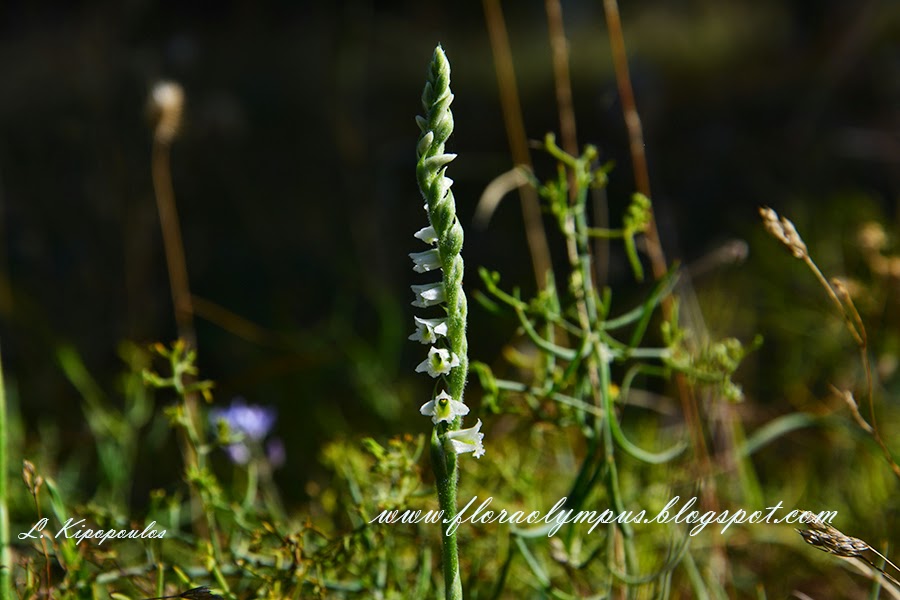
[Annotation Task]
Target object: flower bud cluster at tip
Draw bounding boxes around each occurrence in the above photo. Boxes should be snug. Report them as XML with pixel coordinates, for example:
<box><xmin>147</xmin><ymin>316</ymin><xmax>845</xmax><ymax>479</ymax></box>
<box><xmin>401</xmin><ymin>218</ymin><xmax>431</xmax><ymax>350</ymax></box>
<box><xmin>759</xmin><ymin>206</ymin><xmax>808</xmax><ymax>259</ymax></box>
<box><xmin>409</xmin><ymin>45</ymin><xmax>482</xmax><ymax>459</ymax></box>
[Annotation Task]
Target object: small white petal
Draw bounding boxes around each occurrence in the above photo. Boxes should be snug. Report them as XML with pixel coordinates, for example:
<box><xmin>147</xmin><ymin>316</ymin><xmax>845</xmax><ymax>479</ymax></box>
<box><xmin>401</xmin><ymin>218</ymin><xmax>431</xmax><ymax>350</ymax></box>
<box><xmin>414</xmin><ymin>356</ymin><xmax>433</xmax><ymax>376</ymax></box>
<box><xmin>408</xmin><ymin>317</ymin><xmax>449</xmax><ymax>344</ymax></box>
<box><xmin>420</xmin><ymin>390</ymin><xmax>469</xmax><ymax>424</ymax></box>
<box><xmin>424</xmin><ymin>153</ymin><xmax>457</xmax><ymax>171</ymax></box>
<box><xmin>445</xmin><ymin>419</ymin><xmax>485</xmax><ymax>458</ymax></box>
<box><xmin>415</xmin><ymin>346</ymin><xmax>459</xmax><ymax>378</ymax></box>
<box><xmin>432</xmin><ymin>176</ymin><xmax>453</xmax><ymax>201</ymax></box>
<box><xmin>414</xmin><ymin>226</ymin><xmax>438</xmax><ymax>244</ymax></box>
<box><xmin>417</xmin><ymin>131</ymin><xmax>434</xmax><ymax>155</ymax></box>
<box><xmin>411</xmin><ymin>282</ymin><xmax>445</xmax><ymax>308</ymax></box>
<box><xmin>409</xmin><ymin>249</ymin><xmax>441</xmax><ymax>273</ymax></box>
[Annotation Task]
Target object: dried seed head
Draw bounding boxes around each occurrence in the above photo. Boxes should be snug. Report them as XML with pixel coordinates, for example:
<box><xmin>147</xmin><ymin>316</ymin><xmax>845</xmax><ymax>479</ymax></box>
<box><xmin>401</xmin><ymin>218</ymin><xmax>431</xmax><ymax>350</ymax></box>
<box><xmin>22</xmin><ymin>459</ymin><xmax>42</xmax><ymax>495</ymax></box>
<box><xmin>797</xmin><ymin>511</ymin><xmax>870</xmax><ymax>558</ymax></box>
<box><xmin>759</xmin><ymin>206</ymin><xmax>808</xmax><ymax>259</ymax></box>
<box><xmin>150</xmin><ymin>81</ymin><xmax>185</xmax><ymax>144</ymax></box>
<box><xmin>780</xmin><ymin>219</ymin><xmax>807</xmax><ymax>259</ymax></box>
<box><xmin>759</xmin><ymin>206</ymin><xmax>791</xmax><ymax>249</ymax></box>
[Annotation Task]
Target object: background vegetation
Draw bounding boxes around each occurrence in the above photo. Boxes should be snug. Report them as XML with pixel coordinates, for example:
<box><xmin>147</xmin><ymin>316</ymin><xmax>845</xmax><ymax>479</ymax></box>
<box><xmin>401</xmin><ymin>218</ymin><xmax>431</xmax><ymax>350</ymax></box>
<box><xmin>0</xmin><ymin>1</ymin><xmax>897</xmax><ymax>597</ymax></box>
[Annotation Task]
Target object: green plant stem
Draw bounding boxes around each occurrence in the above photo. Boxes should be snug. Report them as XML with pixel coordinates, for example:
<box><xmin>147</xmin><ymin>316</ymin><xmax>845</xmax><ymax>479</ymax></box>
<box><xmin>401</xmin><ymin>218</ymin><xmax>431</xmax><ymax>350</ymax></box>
<box><xmin>242</xmin><ymin>460</ymin><xmax>258</xmax><ymax>511</ymax></box>
<box><xmin>0</xmin><ymin>346</ymin><xmax>10</xmax><ymax>600</ymax></box>
<box><xmin>586</xmin><ymin>227</ymin><xmax>625</xmax><ymax>239</ymax></box>
<box><xmin>432</xmin><ymin>431</ymin><xmax>462</xmax><ymax>599</ymax></box>
<box><xmin>565</xmin><ymin>147</ymin><xmax>639</xmax><ymax>586</ymax></box>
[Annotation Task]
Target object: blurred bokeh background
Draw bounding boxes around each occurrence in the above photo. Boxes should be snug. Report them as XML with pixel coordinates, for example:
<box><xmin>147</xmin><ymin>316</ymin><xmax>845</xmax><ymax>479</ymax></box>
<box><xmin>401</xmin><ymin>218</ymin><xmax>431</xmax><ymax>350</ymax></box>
<box><xmin>0</xmin><ymin>0</ymin><xmax>897</xmax><ymax>512</ymax></box>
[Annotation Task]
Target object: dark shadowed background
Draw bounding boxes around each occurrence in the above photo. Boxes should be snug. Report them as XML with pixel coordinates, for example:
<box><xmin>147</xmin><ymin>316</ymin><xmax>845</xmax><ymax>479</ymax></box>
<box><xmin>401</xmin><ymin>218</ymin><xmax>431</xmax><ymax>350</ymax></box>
<box><xmin>0</xmin><ymin>0</ymin><xmax>896</xmax><ymax>504</ymax></box>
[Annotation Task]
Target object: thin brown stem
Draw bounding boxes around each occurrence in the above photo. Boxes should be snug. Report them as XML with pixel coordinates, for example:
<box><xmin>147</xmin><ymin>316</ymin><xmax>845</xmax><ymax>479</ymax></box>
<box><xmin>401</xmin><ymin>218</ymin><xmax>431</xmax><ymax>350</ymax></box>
<box><xmin>544</xmin><ymin>0</ymin><xmax>615</xmax><ymax>292</ymax></box>
<box><xmin>150</xmin><ymin>131</ymin><xmax>208</xmax><ymax>535</ymax></box>
<box><xmin>802</xmin><ymin>259</ymin><xmax>863</xmax><ymax>346</ymax></box>
<box><xmin>827</xmin><ymin>278</ymin><xmax>900</xmax><ymax>480</ymax></box>
<box><xmin>544</xmin><ymin>0</ymin><xmax>578</xmax><ymax>160</ymax></box>
<box><xmin>482</xmin><ymin>0</ymin><xmax>552</xmax><ymax>289</ymax></box>
<box><xmin>25</xmin><ymin>472</ymin><xmax>51</xmax><ymax>595</ymax></box>
<box><xmin>601</xmin><ymin>0</ymin><xmax>667</xmax><ymax>281</ymax></box>
<box><xmin>151</xmin><ymin>140</ymin><xmax>196</xmax><ymax>348</ymax></box>
<box><xmin>191</xmin><ymin>294</ymin><xmax>280</xmax><ymax>348</ymax></box>
<box><xmin>764</xmin><ymin>207</ymin><xmax>900</xmax><ymax>482</ymax></box>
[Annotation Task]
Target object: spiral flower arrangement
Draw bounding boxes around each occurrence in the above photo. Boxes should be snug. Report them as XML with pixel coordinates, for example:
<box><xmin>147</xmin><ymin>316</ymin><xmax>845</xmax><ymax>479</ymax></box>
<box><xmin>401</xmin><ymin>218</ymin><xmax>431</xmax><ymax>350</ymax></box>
<box><xmin>411</xmin><ymin>45</ymin><xmax>482</xmax><ymax>458</ymax></box>
<box><xmin>409</xmin><ymin>45</ymin><xmax>480</xmax><ymax>599</ymax></box>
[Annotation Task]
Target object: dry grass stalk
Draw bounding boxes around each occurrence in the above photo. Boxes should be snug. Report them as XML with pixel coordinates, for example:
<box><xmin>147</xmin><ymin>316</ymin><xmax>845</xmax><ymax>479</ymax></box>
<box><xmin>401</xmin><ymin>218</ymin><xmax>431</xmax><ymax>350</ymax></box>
<box><xmin>759</xmin><ymin>207</ymin><xmax>861</xmax><ymax>344</ymax></box>
<box><xmin>797</xmin><ymin>512</ymin><xmax>869</xmax><ymax>558</ymax></box>
<box><xmin>760</xmin><ymin>207</ymin><xmax>808</xmax><ymax>259</ymax></box>
<box><xmin>797</xmin><ymin>511</ymin><xmax>900</xmax><ymax>594</ymax></box>
<box><xmin>830</xmin><ymin>386</ymin><xmax>873</xmax><ymax>434</ymax></box>
<box><xmin>481</xmin><ymin>0</ymin><xmax>552</xmax><ymax>289</ymax></box>
<box><xmin>760</xmin><ymin>207</ymin><xmax>900</xmax><ymax>481</ymax></box>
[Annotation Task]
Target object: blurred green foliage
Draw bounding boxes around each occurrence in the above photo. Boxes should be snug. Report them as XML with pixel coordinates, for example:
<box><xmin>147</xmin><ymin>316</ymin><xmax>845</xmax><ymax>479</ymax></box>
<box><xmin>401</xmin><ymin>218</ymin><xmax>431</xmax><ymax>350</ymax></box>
<box><xmin>1</xmin><ymin>1</ymin><xmax>898</xmax><ymax>598</ymax></box>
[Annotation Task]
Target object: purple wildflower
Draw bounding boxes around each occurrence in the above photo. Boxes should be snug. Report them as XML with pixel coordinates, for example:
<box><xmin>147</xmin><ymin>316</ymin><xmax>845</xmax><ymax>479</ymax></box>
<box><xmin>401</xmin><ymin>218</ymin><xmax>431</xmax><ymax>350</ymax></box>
<box><xmin>209</xmin><ymin>398</ymin><xmax>278</xmax><ymax>465</ymax></box>
<box><xmin>266</xmin><ymin>438</ymin><xmax>286</xmax><ymax>469</ymax></box>
<box><xmin>225</xmin><ymin>444</ymin><xmax>251</xmax><ymax>465</ymax></box>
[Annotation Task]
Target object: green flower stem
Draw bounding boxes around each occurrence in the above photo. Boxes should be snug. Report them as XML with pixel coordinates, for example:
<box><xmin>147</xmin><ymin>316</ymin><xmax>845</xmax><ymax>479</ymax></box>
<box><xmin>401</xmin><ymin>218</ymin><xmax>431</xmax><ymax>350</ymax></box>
<box><xmin>554</xmin><ymin>142</ymin><xmax>640</xmax><ymax>584</ymax></box>
<box><xmin>150</xmin><ymin>343</ymin><xmax>226</xmax><ymax>579</ymax></box>
<box><xmin>241</xmin><ymin>459</ymin><xmax>258</xmax><ymax>511</ymax></box>
<box><xmin>431</xmin><ymin>429</ymin><xmax>461</xmax><ymax>598</ymax></box>
<box><xmin>0</xmin><ymin>346</ymin><xmax>10</xmax><ymax>600</ymax></box>
<box><xmin>417</xmin><ymin>45</ymin><xmax>466</xmax><ymax>600</ymax></box>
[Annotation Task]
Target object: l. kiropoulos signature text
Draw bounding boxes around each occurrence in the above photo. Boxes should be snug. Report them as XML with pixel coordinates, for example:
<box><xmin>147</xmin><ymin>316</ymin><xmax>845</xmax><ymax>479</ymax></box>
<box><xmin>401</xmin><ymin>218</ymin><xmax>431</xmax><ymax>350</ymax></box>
<box><xmin>18</xmin><ymin>517</ymin><xmax>166</xmax><ymax>545</ymax></box>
